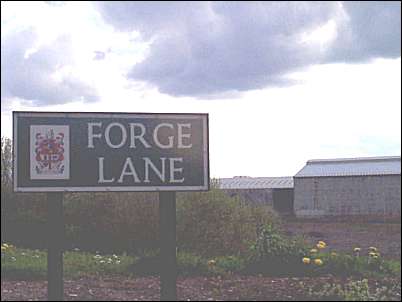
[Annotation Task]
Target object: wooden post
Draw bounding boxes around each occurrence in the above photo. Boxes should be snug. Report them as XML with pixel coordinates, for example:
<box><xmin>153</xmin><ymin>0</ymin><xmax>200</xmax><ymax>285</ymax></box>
<box><xmin>47</xmin><ymin>192</ymin><xmax>64</xmax><ymax>301</ymax></box>
<box><xmin>159</xmin><ymin>191</ymin><xmax>177</xmax><ymax>301</ymax></box>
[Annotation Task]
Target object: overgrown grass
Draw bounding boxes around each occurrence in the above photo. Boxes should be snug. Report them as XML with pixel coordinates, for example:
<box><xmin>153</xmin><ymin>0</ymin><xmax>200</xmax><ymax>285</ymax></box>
<box><xmin>296</xmin><ymin>241</ymin><xmax>401</xmax><ymax>279</ymax></box>
<box><xmin>316</xmin><ymin>252</ymin><xmax>401</xmax><ymax>278</ymax></box>
<box><xmin>2</xmin><ymin>239</ymin><xmax>400</xmax><ymax>281</ymax></box>
<box><xmin>1</xmin><ymin>245</ymin><xmax>47</xmax><ymax>280</ymax></box>
<box><xmin>1</xmin><ymin>244</ymin><xmax>134</xmax><ymax>280</ymax></box>
<box><xmin>241</xmin><ymin>224</ymin><xmax>401</xmax><ymax>279</ymax></box>
<box><xmin>1</xmin><ymin>244</ymin><xmax>246</xmax><ymax>280</ymax></box>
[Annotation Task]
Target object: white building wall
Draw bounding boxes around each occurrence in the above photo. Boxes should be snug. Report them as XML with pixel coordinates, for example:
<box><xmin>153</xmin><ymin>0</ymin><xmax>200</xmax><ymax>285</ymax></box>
<box><xmin>294</xmin><ymin>175</ymin><xmax>401</xmax><ymax>217</ymax></box>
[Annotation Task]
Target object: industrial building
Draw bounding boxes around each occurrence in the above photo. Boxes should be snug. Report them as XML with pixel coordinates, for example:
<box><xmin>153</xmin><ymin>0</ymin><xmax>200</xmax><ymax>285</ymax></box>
<box><xmin>218</xmin><ymin>176</ymin><xmax>294</xmax><ymax>215</ymax></box>
<box><xmin>219</xmin><ymin>156</ymin><xmax>401</xmax><ymax>219</ymax></box>
<box><xmin>294</xmin><ymin>156</ymin><xmax>401</xmax><ymax>218</ymax></box>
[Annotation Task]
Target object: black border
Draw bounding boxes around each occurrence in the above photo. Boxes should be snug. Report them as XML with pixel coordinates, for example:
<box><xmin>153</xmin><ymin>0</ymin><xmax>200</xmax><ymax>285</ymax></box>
<box><xmin>13</xmin><ymin>111</ymin><xmax>210</xmax><ymax>192</ymax></box>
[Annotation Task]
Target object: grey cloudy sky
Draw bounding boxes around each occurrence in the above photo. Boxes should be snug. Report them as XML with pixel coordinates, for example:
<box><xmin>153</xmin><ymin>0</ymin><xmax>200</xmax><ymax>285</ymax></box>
<box><xmin>1</xmin><ymin>27</ymin><xmax>98</xmax><ymax>108</ymax></box>
<box><xmin>1</xmin><ymin>1</ymin><xmax>400</xmax><ymax>177</ymax></box>
<box><xmin>1</xmin><ymin>1</ymin><xmax>401</xmax><ymax>105</ymax></box>
<box><xmin>97</xmin><ymin>1</ymin><xmax>401</xmax><ymax>97</ymax></box>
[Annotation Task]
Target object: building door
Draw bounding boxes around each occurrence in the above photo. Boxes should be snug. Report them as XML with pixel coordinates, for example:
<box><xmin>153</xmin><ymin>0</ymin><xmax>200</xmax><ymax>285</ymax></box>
<box><xmin>273</xmin><ymin>188</ymin><xmax>294</xmax><ymax>215</ymax></box>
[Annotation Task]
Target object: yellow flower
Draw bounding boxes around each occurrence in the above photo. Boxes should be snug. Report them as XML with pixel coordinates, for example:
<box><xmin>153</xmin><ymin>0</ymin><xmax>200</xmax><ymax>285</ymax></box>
<box><xmin>354</xmin><ymin>247</ymin><xmax>361</xmax><ymax>252</ymax></box>
<box><xmin>2</xmin><ymin>243</ymin><xmax>9</xmax><ymax>248</ymax></box>
<box><xmin>310</xmin><ymin>249</ymin><xmax>318</xmax><ymax>253</ymax></box>
<box><xmin>207</xmin><ymin>259</ymin><xmax>216</xmax><ymax>267</ymax></box>
<box><xmin>369</xmin><ymin>252</ymin><xmax>377</xmax><ymax>257</ymax></box>
<box><xmin>302</xmin><ymin>257</ymin><xmax>311</xmax><ymax>264</ymax></box>
<box><xmin>1</xmin><ymin>246</ymin><xmax>6</xmax><ymax>251</ymax></box>
<box><xmin>316</xmin><ymin>243</ymin><xmax>326</xmax><ymax>249</ymax></box>
<box><xmin>314</xmin><ymin>259</ymin><xmax>323</xmax><ymax>266</ymax></box>
<box><xmin>369</xmin><ymin>247</ymin><xmax>378</xmax><ymax>252</ymax></box>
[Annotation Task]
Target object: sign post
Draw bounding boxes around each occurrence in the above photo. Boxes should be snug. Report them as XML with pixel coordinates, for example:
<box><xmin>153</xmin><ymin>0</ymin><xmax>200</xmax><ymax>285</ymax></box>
<box><xmin>13</xmin><ymin>111</ymin><xmax>209</xmax><ymax>301</ymax></box>
<box><xmin>159</xmin><ymin>192</ymin><xmax>177</xmax><ymax>301</ymax></box>
<box><xmin>47</xmin><ymin>192</ymin><xmax>64</xmax><ymax>301</ymax></box>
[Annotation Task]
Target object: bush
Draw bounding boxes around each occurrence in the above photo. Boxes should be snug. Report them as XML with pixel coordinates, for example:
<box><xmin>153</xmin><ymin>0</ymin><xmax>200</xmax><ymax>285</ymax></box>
<box><xmin>2</xmin><ymin>192</ymin><xmax>48</xmax><ymax>250</ymax></box>
<box><xmin>2</xmin><ymin>177</ymin><xmax>278</xmax><ymax>258</ymax></box>
<box><xmin>243</xmin><ymin>232</ymin><xmax>401</xmax><ymax>278</ymax></box>
<box><xmin>177</xmin><ymin>184</ymin><xmax>279</xmax><ymax>257</ymax></box>
<box><xmin>305</xmin><ymin>245</ymin><xmax>400</xmax><ymax>278</ymax></box>
<box><xmin>63</xmin><ymin>192</ymin><xmax>159</xmax><ymax>253</ymax></box>
<box><xmin>4</xmin><ymin>191</ymin><xmax>160</xmax><ymax>253</ymax></box>
<box><xmin>244</xmin><ymin>223</ymin><xmax>309</xmax><ymax>276</ymax></box>
<box><xmin>2</xmin><ymin>136</ymin><xmax>279</xmax><ymax>260</ymax></box>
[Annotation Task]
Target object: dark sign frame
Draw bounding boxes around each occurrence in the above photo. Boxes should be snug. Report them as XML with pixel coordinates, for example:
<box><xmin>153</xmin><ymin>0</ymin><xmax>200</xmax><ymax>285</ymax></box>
<box><xmin>13</xmin><ymin>111</ymin><xmax>210</xmax><ymax>192</ymax></box>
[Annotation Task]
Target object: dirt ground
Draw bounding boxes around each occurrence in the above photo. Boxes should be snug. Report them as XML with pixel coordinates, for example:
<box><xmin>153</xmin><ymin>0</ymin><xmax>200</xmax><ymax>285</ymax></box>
<box><xmin>2</xmin><ymin>275</ymin><xmax>400</xmax><ymax>301</ymax></box>
<box><xmin>2</xmin><ymin>221</ymin><xmax>401</xmax><ymax>301</ymax></box>
<box><xmin>281</xmin><ymin>220</ymin><xmax>401</xmax><ymax>260</ymax></box>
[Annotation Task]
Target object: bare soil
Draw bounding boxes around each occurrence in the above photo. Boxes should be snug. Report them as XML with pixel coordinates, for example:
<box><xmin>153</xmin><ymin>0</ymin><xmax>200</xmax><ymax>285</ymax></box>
<box><xmin>2</xmin><ymin>221</ymin><xmax>401</xmax><ymax>301</ymax></box>
<box><xmin>281</xmin><ymin>220</ymin><xmax>401</xmax><ymax>260</ymax></box>
<box><xmin>2</xmin><ymin>275</ymin><xmax>398</xmax><ymax>301</ymax></box>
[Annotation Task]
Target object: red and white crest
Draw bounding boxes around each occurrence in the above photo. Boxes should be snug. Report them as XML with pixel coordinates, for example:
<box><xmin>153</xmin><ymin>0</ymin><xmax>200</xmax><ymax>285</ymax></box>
<box><xmin>35</xmin><ymin>129</ymin><xmax>65</xmax><ymax>174</ymax></box>
<box><xmin>30</xmin><ymin>125</ymin><xmax>70</xmax><ymax>179</ymax></box>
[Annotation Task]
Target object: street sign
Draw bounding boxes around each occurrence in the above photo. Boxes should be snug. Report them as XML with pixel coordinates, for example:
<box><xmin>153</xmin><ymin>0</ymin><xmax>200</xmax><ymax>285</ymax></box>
<box><xmin>13</xmin><ymin>111</ymin><xmax>209</xmax><ymax>192</ymax></box>
<box><xmin>13</xmin><ymin>111</ymin><xmax>209</xmax><ymax>301</ymax></box>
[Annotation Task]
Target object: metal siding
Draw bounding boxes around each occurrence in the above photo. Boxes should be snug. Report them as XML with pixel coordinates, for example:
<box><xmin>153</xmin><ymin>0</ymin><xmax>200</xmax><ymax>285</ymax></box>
<box><xmin>295</xmin><ymin>156</ymin><xmax>401</xmax><ymax>177</ymax></box>
<box><xmin>294</xmin><ymin>178</ymin><xmax>321</xmax><ymax>216</ymax></box>
<box><xmin>218</xmin><ymin>177</ymin><xmax>294</xmax><ymax>189</ymax></box>
<box><xmin>294</xmin><ymin>175</ymin><xmax>401</xmax><ymax>217</ymax></box>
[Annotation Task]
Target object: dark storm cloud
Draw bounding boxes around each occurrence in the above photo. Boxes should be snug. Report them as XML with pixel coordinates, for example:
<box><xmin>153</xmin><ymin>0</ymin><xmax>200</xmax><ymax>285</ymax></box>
<box><xmin>96</xmin><ymin>1</ymin><xmax>401</xmax><ymax>97</ymax></box>
<box><xmin>1</xmin><ymin>28</ymin><xmax>99</xmax><ymax>107</ymax></box>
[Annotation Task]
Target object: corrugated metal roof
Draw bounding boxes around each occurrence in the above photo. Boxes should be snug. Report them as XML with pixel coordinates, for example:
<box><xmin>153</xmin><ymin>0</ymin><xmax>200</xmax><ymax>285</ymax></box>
<box><xmin>295</xmin><ymin>156</ymin><xmax>401</xmax><ymax>177</ymax></box>
<box><xmin>218</xmin><ymin>176</ymin><xmax>294</xmax><ymax>189</ymax></box>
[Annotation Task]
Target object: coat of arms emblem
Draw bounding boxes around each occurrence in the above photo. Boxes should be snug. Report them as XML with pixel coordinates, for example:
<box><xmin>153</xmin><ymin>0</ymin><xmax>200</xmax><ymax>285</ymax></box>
<box><xmin>30</xmin><ymin>125</ymin><xmax>70</xmax><ymax>179</ymax></box>
<box><xmin>34</xmin><ymin>129</ymin><xmax>65</xmax><ymax>175</ymax></box>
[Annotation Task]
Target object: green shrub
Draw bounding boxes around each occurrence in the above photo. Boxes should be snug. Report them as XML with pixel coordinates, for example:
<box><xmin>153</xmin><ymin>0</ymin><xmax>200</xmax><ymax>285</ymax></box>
<box><xmin>3</xmin><ymin>178</ymin><xmax>278</xmax><ymax>258</ymax></box>
<box><xmin>306</xmin><ymin>251</ymin><xmax>400</xmax><ymax>278</ymax></box>
<box><xmin>63</xmin><ymin>192</ymin><xmax>160</xmax><ymax>253</ymax></box>
<box><xmin>177</xmin><ymin>184</ymin><xmax>279</xmax><ymax>257</ymax></box>
<box><xmin>244</xmin><ymin>223</ymin><xmax>309</xmax><ymax>276</ymax></box>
